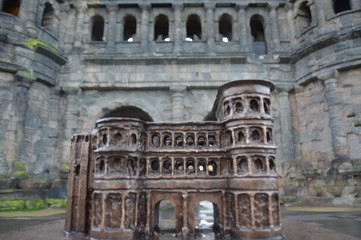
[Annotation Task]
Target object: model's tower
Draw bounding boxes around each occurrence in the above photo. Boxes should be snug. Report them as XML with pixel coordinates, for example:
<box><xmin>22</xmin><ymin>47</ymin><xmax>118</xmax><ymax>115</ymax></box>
<box><xmin>213</xmin><ymin>80</ymin><xmax>282</xmax><ymax>239</ymax></box>
<box><xmin>65</xmin><ymin>133</ymin><xmax>91</xmax><ymax>234</ymax></box>
<box><xmin>89</xmin><ymin>118</ymin><xmax>147</xmax><ymax>239</ymax></box>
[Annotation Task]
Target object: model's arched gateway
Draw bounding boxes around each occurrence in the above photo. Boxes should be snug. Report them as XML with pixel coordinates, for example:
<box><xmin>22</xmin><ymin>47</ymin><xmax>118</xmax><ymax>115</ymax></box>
<box><xmin>65</xmin><ymin>80</ymin><xmax>282</xmax><ymax>240</ymax></box>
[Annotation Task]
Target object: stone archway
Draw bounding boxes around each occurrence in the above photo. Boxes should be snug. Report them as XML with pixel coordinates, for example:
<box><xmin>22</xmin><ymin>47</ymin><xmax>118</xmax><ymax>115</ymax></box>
<box><xmin>153</xmin><ymin>200</ymin><xmax>176</xmax><ymax>234</ymax></box>
<box><xmin>150</xmin><ymin>192</ymin><xmax>183</xmax><ymax>236</ymax></box>
<box><xmin>187</xmin><ymin>192</ymin><xmax>224</xmax><ymax>236</ymax></box>
<box><xmin>103</xmin><ymin>105</ymin><xmax>154</xmax><ymax>122</ymax></box>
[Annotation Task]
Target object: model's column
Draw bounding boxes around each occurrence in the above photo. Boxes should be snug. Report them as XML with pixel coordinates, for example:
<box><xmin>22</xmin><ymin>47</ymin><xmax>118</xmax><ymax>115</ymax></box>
<box><xmin>277</xmin><ymin>89</ymin><xmax>296</xmax><ymax>175</ymax></box>
<box><xmin>107</xmin><ymin>6</ymin><xmax>117</xmax><ymax>50</ymax></box>
<box><xmin>237</xmin><ymin>4</ymin><xmax>249</xmax><ymax>52</ymax></box>
<box><xmin>173</xmin><ymin>3</ymin><xmax>183</xmax><ymax>53</ymax></box>
<box><xmin>182</xmin><ymin>192</ymin><xmax>189</xmax><ymax>235</ymax></box>
<box><xmin>268</xmin><ymin>4</ymin><xmax>281</xmax><ymax>52</ymax></box>
<box><xmin>319</xmin><ymin>71</ymin><xmax>347</xmax><ymax>158</ymax></box>
<box><xmin>74</xmin><ymin>2</ymin><xmax>88</xmax><ymax>47</ymax></box>
<box><xmin>140</xmin><ymin>4</ymin><xmax>150</xmax><ymax>52</ymax></box>
<box><xmin>170</xmin><ymin>86</ymin><xmax>186</xmax><ymax>122</ymax></box>
<box><xmin>205</xmin><ymin>3</ymin><xmax>215</xmax><ymax>50</ymax></box>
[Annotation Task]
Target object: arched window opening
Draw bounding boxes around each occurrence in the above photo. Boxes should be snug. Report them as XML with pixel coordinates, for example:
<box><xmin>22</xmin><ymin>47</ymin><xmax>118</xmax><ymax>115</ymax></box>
<box><xmin>194</xmin><ymin>201</ymin><xmax>221</xmax><ymax>235</ymax></box>
<box><xmin>99</xmin><ymin>159</ymin><xmax>105</xmax><ymax>174</ymax></box>
<box><xmin>186</xmin><ymin>14</ymin><xmax>202</xmax><ymax>41</ymax></box>
<box><xmin>150</xmin><ymin>158</ymin><xmax>160</xmax><ymax>172</ymax></box>
<box><xmin>237</xmin><ymin>157</ymin><xmax>248</xmax><ymax>174</ymax></box>
<box><xmin>175</xmin><ymin>134</ymin><xmax>183</xmax><ymax>147</ymax></box>
<box><xmin>207</xmin><ymin>160</ymin><xmax>218</xmax><ymax>176</ymax></box>
<box><xmin>151</xmin><ymin>133</ymin><xmax>160</xmax><ymax>147</ymax></box>
<box><xmin>174</xmin><ymin>158</ymin><xmax>184</xmax><ymax>175</ymax></box>
<box><xmin>162</xmin><ymin>158</ymin><xmax>172</xmax><ymax>174</ymax></box>
<box><xmin>91</xmin><ymin>15</ymin><xmax>105</xmax><ymax>41</ymax></box>
<box><xmin>41</xmin><ymin>3</ymin><xmax>55</xmax><ymax>31</ymax></box>
<box><xmin>74</xmin><ymin>164</ymin><xmax>80</xmax><ymax>177</ymax></box>
<box><xmin>253</xmin><ymin>158</ymin><xmax>264</xmax><ymax>173</ymax></box>
<box><xmin>219</xmin><ymin>14</ymin><xmax>232</xmax><ymax>42</ymax></box>
<box><xmin>1</xmin><ymin>0</ymin><xmax>21</xmax><ymax>16</ymax></box>
<box><xmin>154</xmin><ymin>200</ymin><xmax>176</xmax><ymax>234</ymax></box>
<box><xmin>250</xmin><ymin>15</ymin><xmax>267</xmax><ymax>55</ymax></box>
<box><xmin>297</xmin><ymin>2</ymin><xmax>312</xmax><ymax>30</ymax></box>
<box><xmin>186</xmin><ymin>158</ymin><xmax>195</xmax><ymax>175</ymax></box>
<box><xmin>123</xmin><ymin>15</ymin><xmax>137</xmax><ymax>42</ymax></box>
<box><xmin>103</xmin><ymin>106</ymin><xmax>153</xmax><ymax>122</ymax></box>
<box><xmin>186</xmin><ymin>134</ymin><xmax>195</xmax><ymax>147</ymax></box>
<box><xmin>333</xmin><ymin>0</ymin><xmax>351</xmax><ymax>14</ymax></box>
<box><xmin>197</xmin><ymin>159</ymin><xmax>206</xmax><ymax>176</ymax></box>
<box><xmin>163</xmin><ymin>133</ymin><xmax>172</xmax><ymax>147</ymax></box>
<box><xmin>154</xmin><ymin>14</ymin><xmax>170</xmax><ymax>41</ymax></box>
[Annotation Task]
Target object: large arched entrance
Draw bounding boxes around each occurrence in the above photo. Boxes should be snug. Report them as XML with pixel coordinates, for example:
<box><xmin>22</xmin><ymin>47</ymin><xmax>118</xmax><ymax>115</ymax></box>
<box><xmin>103</xmin><ymin>106</ymin><xmax>153</xmax><ymax>122</ymax></box>
<box><xmin>194</xmin><ymin>201</ymin><xmax>221</xmax><ymax>237</ymax></box>
<box><xmin>153</xmin><ymin>200</ymin><xmax>176</xmax><ymax>233</ymax></box>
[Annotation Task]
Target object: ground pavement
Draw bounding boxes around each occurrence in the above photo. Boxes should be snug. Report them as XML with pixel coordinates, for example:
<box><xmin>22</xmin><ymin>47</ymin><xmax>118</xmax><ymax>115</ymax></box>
<box><xmin>0</xmin><ymin>207</ymin><xmax>360</xmax><ymax>240</ymax></box>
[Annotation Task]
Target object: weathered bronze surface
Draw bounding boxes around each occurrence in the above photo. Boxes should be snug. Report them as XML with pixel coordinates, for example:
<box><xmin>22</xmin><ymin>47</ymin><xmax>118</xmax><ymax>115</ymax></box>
<box><xmin>65</xmin><ymin>80</ymin><xmax>282</xmax><ymax>239</ymax></box>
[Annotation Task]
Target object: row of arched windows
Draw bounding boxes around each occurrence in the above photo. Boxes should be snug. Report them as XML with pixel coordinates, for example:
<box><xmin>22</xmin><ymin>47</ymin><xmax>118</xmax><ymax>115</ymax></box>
<box><xmin>90</xmin><ymin>13</ymin><xmax>267</xmax><ymax>54</ymax></box>
<box><xmin>91</xmin><ymin>13</ymin><xmax>251</xmax><ymax>43</ymax></box>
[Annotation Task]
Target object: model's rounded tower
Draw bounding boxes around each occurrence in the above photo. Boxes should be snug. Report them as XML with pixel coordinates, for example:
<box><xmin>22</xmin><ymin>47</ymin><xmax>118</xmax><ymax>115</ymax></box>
<box><xmin>213</xmin><ymin>80</ymin><xmax>282</xmax><ymax>239</ymax></box>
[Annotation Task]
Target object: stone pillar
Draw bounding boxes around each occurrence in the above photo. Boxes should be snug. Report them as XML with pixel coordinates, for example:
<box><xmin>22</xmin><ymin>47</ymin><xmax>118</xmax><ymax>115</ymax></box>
<box><xmin>237</xmin><ymin>4</ymin><xmax>249</xmax><ymax>52</ymax></box>
<box><xmin>107</xmin><ymin>6</ymin><xmax>117</xmax><ymax>50</ymax></box>
<box><xmin>205</xmin><ymin>3</ymin><xmax>215</xmax><ymax>49</ymax></box>
<box><xmin>351</xmin><ymin>0</ymin><xmax>361</xmax><ymax>9</ymax></box>
<box><xmin>140</xmin><ymin>4</ymin><xmax>150</xmax><ymax>52</ymax></box>
<box><xmin>19</xmin><ymin>0</ymin><xmax>37</xmax><ymax>22</ymax></box>
<box><xmin>277</xmin><ymin>89</ymin><xmax>296</xmax><ymax>174</ymax></box>
<box><xmin>61</xmin><ymin>89</ymin><xmax>82</xmax><ymax>162</ymax></box>
<box><xmin>286</xmin><ymin>3</ymin><xmax>297</xmax><ymax>46</ymax></box>
<box><xmin>319</xmin><ymin>71</ymin><xmax>347</xmax><ymax>158</ymax></box>
<box><xmin>58</xmin><ymin>3</ymin><xmax>70</xmax><ymax>49</ymax></box>
<box><xmin>14</xmin><ymin>72</ymin><xmax>35</xmax><ymax>169</ymax></box>
<box><xmin>314</xmin><ymin>1</ymin><xmax>326</xmax><ymax>33</ymax></box>
<box><xmin>170</xmin><ymin>86</ymin><xmax>186</xmax><ymax>122</ymax></box>
<box><xmin>173</xmin><ymin>3</ymin><xmax>183</xmax><ymax>53</ymax></box>
<box><xmin>74</xmin><ymin>2</ymin><xmax>87</xmax><ymax>47</ymax></box>
<box><xmin>268</xmin><ymin>4</ymin><xmax>281</xmax><ymax>52</ymax></box>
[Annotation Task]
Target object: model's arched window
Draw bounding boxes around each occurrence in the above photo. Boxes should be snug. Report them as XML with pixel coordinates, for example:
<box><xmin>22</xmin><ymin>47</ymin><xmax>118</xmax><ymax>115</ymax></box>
<box><xmin>333</xmin><ymin>0</ymin><xmax>351</xmax><ymax>14</ymax></box>
<box><xmin>186</xmin><ymin>14</ymin><xmax>201</xmax><ymax>41</ymax></box>
<box><xmin>41</xmin><ymin>3</ymin><xmax>55</xmax><ymax>31</ymax></box>
<box><xmin>91</xmin><ymin>15</ymin><xmax>105</xmax><ymax>41</ymax></box>
<box><xmin>250</xmin><ymin>15</ymin><xmax>267</xmax><ymax>55</ymax></box>
<box><xmin>154</xmin><ymin>14</ymin><xmax>169</xmax><ymax>41</ymax></box>
<box><xmin>1</xmin><ymin>0</ymin><xmax>21</xmax><ymax>16</ymax></box>
<box><xmin>297</xmin><ymin>2</ymin><xmax>312</xmax><ymax>30</ymax></box>
<box><xmin>123</xmin><ymin>15</ymin><xmax>137</xmax><ymax>42</ymax></box>
<box><xmin>219</xmin><ymin>14</ymin><xmax>232</xmax><ymax>42</ymax></box>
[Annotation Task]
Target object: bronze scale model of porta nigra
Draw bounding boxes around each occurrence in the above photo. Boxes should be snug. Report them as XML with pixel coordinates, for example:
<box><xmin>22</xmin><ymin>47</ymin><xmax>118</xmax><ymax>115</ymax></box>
<box><xmin>65</xmin><ymin>80</ymin><xmax>283</xmax><ymax>240</ymax></box>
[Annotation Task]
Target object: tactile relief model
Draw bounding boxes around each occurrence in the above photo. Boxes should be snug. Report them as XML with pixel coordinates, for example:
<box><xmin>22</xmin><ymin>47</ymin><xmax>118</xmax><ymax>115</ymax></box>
<box><xmin>65</xmin><ymin>80</ymin><xmax>282</xmax><ymax>240</ymax></box>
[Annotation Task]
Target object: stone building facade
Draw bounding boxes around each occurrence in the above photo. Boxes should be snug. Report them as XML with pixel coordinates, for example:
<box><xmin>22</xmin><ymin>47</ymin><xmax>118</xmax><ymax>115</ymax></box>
<box><xmin>0</xmin><ymin>0</ymin><xmax>360</xmax><ymax>206</ymax></box>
